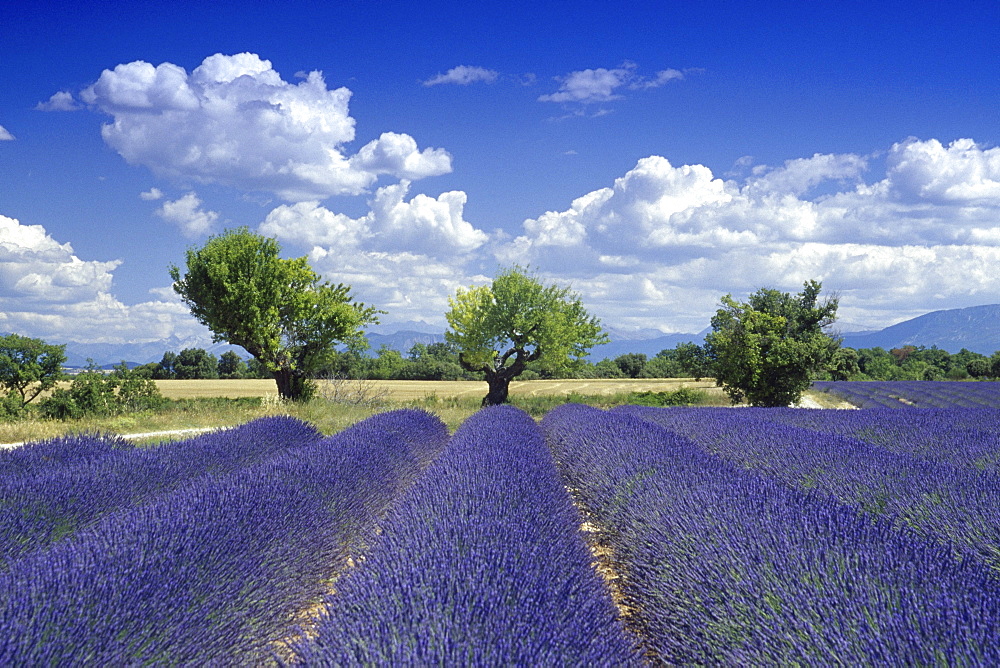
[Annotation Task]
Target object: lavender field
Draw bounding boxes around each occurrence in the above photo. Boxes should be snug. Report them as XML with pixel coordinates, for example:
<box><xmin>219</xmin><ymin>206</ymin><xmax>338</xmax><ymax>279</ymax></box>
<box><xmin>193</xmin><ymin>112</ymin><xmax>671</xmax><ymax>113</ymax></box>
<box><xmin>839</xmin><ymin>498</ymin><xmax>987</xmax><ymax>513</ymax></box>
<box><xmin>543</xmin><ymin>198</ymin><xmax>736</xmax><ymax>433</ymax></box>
<box><xmin>3</xmin><ymin>385</ymin><xmax>1000</xmax><ymax>664</ymax></box>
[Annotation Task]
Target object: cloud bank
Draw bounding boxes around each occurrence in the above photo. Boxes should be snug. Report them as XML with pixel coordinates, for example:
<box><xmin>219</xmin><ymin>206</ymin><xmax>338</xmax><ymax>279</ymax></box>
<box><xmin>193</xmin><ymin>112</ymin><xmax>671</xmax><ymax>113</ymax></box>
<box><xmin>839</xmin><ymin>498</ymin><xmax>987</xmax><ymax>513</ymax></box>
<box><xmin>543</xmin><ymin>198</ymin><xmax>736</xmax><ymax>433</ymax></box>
<box><xmin>260</xmin><ymin>181</ymin><xmax>490</xmax><ymax>323</ymax></box>
<box><xmin>77</xmin><ymin>53</ymin><xmax>452</xmax><ymax>201</ymax></box>
<box><xmin>0</xmin><ymin>214</ymin><xmax>205</xmax><ymax>343</ymax></box>
<box><xmin>498</xmin><ymin>137</ymin><xmax>1000</xmax><ymax>332</ymax></box>
<box><xmin>7</xmin><ymin>136</ymin><xmax>1000</xmax><ymax>343</ymax></box>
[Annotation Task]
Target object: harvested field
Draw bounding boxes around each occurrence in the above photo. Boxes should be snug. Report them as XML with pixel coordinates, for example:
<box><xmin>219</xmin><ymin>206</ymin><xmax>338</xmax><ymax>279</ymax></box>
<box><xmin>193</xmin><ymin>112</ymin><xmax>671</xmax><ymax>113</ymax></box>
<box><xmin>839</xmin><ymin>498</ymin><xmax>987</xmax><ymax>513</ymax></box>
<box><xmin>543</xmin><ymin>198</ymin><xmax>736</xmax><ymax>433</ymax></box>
<box><xmin>154</xmin><ymin>378</ymin><xmax>723</xmax><ymax>401</ymax></box>
<box><xmin>154</xmin><ymin>379</ymin><xmax>279</xmax><ymax>399</ymax></box>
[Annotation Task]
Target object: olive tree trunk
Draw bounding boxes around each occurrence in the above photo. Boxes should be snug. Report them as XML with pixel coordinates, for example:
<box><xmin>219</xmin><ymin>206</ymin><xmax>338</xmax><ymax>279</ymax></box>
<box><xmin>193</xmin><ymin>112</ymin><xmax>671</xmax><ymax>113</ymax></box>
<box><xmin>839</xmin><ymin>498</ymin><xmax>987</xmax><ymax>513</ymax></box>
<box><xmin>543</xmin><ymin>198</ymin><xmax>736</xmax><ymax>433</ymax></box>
<box><xmin>273</xmin><ymin>368</ymin><xmax>313</xmax><ymax>401</ymax></box>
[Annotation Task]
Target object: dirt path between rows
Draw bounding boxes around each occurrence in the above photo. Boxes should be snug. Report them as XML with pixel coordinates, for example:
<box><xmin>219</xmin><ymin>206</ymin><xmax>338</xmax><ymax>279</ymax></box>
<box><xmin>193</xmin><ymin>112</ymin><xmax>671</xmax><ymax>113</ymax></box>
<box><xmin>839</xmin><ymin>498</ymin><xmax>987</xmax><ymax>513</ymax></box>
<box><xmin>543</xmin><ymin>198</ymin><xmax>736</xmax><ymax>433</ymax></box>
<box><xmin>0</xmin><ymin>427</ymin><xmax>220</xmax><ymax>451</ymax></box>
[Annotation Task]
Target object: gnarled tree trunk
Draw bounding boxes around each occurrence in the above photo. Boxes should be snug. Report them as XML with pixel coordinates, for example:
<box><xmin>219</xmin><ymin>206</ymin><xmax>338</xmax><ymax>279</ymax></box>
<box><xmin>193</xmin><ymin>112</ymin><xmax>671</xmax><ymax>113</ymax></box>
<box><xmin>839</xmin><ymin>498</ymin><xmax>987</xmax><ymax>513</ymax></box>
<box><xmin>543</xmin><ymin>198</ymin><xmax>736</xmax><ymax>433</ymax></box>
<box><xmin>464</xmin><ymin>346</ymin><xmax>540</xmax><ymax>406</ymax></box>
<box><xmin>273</xmin><ymin>368</ymin><xmax>311</xmax><ymax>401</ymax></box>
<box><xmin>482</xmin><ymin>369</ymin><xmax>514</xmax><ymax>406</ymax></box>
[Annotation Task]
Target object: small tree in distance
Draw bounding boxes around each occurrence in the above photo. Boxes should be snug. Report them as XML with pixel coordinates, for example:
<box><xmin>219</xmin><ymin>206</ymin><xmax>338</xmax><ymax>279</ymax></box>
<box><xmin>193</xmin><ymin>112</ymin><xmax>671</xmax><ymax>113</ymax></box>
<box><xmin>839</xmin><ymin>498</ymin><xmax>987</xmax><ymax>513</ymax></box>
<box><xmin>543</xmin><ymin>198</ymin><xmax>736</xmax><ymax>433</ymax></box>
<box><xmin>445</xmin><ymin>267</ymin><xmax>608</xmax><ymax>406</ymax></box>
<box><xmin>217</xmin><ymin>350</ymin><xmax>247</xmax><ymax>379</ymax></box>
<box><xmin>0</xmin><ymin>334</ymin><xmax>67</xmax><ymax>409</ymax></box>
<box><xmin>706</xmin><ymin>280</ymin><xmax>840</xmax><ymax>407</ymax></box>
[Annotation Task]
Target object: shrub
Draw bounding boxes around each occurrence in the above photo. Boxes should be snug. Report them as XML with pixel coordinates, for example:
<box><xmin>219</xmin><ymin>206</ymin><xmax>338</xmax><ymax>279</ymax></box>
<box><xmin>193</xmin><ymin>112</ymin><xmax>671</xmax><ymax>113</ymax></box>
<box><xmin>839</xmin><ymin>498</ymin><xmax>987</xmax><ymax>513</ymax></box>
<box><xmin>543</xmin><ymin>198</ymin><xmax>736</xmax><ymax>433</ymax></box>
<box><xmin>629</xmin><ymin>387</ymin><xmax>706</xmax><ymax>406</ymax></box>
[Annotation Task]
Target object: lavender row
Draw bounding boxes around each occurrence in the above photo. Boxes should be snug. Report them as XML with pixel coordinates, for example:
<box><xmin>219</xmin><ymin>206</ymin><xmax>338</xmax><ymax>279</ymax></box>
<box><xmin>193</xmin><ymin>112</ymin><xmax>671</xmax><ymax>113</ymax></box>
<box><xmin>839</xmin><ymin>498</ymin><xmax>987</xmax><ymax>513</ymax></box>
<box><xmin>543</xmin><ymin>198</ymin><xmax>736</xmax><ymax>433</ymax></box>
<box><xmin>0</xmin><ymin>432</ymin><xmax>135</xmax><ymax>480</ymax></box>
<box><xmin>621</xmin><ymin>406</ymin><xmax>1000</xmax><ymax>571</ymax></box>
<box><xmin>0</xmin><ymin>409</ymin><xmax>450</xmax><ymax>664</ymax></box>
<box><xmin>542</xmin><ymin>404</ymin><xmax>1000</xmax><ymax>665</ymax></box>
<box><xmin>290</xmin><ymin>405</ymin><xmax>641</xmax><ymax>665</ymax></box>
<box><xmin>814</xmin><ymin>380</ymin><xmax>1000</xmax><ymax>409</ymax></box>
<box><xmin>0</xmin><ymin>415</ymin><xmax>323</xmax><ymax>570</ymax></box>
<box><xmin>760</xmin><ymin>406</ymin><xmax>1000</xmax><ymax>473</ymax></box>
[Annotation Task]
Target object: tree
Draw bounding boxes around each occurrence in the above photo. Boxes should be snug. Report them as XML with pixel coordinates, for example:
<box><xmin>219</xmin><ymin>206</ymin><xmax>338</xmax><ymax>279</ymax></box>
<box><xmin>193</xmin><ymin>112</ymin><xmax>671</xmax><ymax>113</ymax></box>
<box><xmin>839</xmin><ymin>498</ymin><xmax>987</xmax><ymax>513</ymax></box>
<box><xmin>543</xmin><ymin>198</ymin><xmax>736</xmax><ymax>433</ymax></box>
<box><xmin>673</xmin><ymin>342</ymin><xmax>713</xmax><ymax>380</ymax></box>
<box><xmin>110</xmin><ymin>361</ymin><xmax>165</xmax><ymax>412</ymax></box>
<box><xmin>170</xmin><ymin>228</ymin><xmax>379</xmax><ymax>400</ymax></box>
<box><xmin>405</xmin><ymin>342</ymin><xmax>468</xmax><ymax>381</ymax></box>
<box><xmin>705</xmin><ymin>280</ymin><xmax>840</xmax><ymax>407</ymax></box>
<box><xmin>445</xmin><ymin>267</ymin><xmax>608</xmax><ymax>405</ymax></box>
<box><xmin>155</xmin><ymin>351</ymin><xmax>178</xmax><ymax>379</ymax></box>
<box><xmin>0</xmin><ymin>334</ymin><xmax>67</xmax><ymax>409</ymax></box>
<box><xmin>613</xmin><ymin>353</ymin><xmax>647</xmax><ymax>378</ymax></box>
<box><xmin>217</xmin><ymin>350</ymin><xmax>247</xmax><ymax>379</ymax></box>
<box><xmin>173</xmin><ymin>348</ymin><xmax>218</xmax><ymax>379</ymax></box>
<box><xmin>967</xmin><ymin>358</ymin><xmax>991</xmax><ymax>379</ymax></box>
<box><xmin>40</xmin><ymin>361</ymin><xmax>163</xmax><ymax>419</ymax></box>
<box><xmin>827</xmin><ymin>347</ymin><xmax>861</xmax><ymax>381</ymax></box>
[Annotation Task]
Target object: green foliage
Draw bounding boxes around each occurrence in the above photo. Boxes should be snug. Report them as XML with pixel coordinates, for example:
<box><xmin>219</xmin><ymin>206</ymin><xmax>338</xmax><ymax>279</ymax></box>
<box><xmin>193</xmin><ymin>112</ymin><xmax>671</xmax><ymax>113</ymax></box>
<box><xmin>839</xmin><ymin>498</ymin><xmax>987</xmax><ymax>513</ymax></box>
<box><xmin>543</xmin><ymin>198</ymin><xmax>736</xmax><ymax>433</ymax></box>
<box><xmin>156</xmin><ymin>351</ymin><xmax>178</xmax><ymax>379</ymax></box>
<box><xmin>0</xmin><ymin>391</ymin><xmax>26</xmax><ymax>420</ymax></box>
<box><xmin>174</xmin><ymin>348</ymin><xmax>219</xmax><ymax>379</ymax></box>
<box><xmin>0</xmin><ymin>334</ymin><xmax>67</xmax><ymax>408</ymax></box>
<box><xmin>646</xmin><ymin>341</ymin><xmax>713</xmax><ymax>379</ymax></box>
<box><xmin>39</xmin><ymin>361</ymin><xmax>164</xmax><ymax>420</ymax></box>
<box><xmin>849</xmin><ymin>345</ymin><xmax>992</xmax><ymax>381</ymax></box>
<box><xmin>591</xmin><ymin>358</ymin><xmax>626</xmax><ymax>378</ymax></box>
<box><xmin>403</xmin><ymin>342</ymin><xmax>471</xmax><ymax>381</ymax></box>
<box><xmin>170</xmin><ymin>227</ymin><xmax>379</xmax><ymax>400</ymax></box>
<box><xmin>827</xmin><ymin>347</ymin><xmax>861</xmax><ymax>380</ymax></box>
<box><xmin>445</xmin><ymin>266</ymin><xmax>608</xmax><ymax>405</ymax></box>
<box><xmin>706</xmin><ymin>280</ymin><xmax>840</xmax><ymax>407</ymax></box>
<box><xmin>111</xmin><ymin>362</ymin><xmax>166</xmax><ymax>413</ymax></box>
<box><xmin>217</xmin><ymin>351</ymin><xmax>247</xmax><ymax>379</ymax></box>
<box><xmin>967</xmin><ymin>358</ymin><xmax>991</xmax><ymax>378</ymax></box>
<box><xmin>613</xmin><ymin>353</ymin><xmax>647</xmax><ymax>378</ymax></box>
<box><xmin>629</xmin><ymin>387</ymin><xmax>707</xmax><ymax>406</ymax></box>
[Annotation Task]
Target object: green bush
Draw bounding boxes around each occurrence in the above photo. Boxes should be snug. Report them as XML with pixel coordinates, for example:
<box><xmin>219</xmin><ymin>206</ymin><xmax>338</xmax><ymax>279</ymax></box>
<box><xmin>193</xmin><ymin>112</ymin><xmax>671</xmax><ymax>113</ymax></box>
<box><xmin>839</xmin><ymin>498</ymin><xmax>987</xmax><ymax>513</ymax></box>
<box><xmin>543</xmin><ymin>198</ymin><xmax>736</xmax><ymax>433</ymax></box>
<box><xmin>39</xmin><ymin>388</ymin><xmax>83</xmax><ymax>420</ymax></box>
<box><xmin>0</xmin><ymin>391</ymin><xmax>26</xmax><ymax>421</ymax></box>
<box><xmin>38</xmin><ymin>362</ymin><xmax>165</xmax><ymax>420</ymax></box>
<box><xmin>629</xmin><ymin>387</ymin><xmax>707</xmax><ymax>407</ymax></box>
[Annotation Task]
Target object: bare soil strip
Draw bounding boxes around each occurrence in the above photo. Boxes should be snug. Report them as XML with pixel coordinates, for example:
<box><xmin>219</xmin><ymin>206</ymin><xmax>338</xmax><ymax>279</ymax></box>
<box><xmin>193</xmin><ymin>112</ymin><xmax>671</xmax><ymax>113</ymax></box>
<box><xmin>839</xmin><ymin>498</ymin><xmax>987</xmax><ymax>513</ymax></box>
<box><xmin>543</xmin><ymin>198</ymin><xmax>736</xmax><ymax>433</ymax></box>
<box><xmin>0</xmin><ymin>427</ymin><xmax>219</xmax><ymax>450</ymax></box>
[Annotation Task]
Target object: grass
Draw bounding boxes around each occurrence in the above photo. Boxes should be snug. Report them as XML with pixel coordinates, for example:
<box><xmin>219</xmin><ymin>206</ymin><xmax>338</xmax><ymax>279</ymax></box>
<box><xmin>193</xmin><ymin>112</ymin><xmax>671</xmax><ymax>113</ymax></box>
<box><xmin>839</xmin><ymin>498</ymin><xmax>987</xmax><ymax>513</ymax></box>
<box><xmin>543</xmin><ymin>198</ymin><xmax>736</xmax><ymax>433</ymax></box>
<box><xmin>1</xmin><ymin>378</ymin><xmax>741</xmax><ymax>446</ymax></box>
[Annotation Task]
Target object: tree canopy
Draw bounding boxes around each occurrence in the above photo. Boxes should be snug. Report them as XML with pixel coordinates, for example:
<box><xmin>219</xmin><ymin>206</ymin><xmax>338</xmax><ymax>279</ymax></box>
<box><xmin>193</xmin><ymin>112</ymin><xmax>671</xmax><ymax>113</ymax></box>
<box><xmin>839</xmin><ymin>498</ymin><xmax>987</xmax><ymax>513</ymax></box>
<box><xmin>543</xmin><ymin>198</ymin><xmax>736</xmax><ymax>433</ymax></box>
<box><xmin>0</xmin><ymin>334</ymin><xmax>67</xmax><ymax>409</ymax></box>
<box><xmin>169</xmin><ymin>227</ymin><xmax>379</xmax><ymax>400</ymax></box>
<box><xmin>706</xmin><ymin>280</ymin><xmax>840</xmax><ymax>407</ymax></box>
<box><xmin>445</xmin><ymin>267</ymin><xmax>608</xmax><ymax>405</ymax></box>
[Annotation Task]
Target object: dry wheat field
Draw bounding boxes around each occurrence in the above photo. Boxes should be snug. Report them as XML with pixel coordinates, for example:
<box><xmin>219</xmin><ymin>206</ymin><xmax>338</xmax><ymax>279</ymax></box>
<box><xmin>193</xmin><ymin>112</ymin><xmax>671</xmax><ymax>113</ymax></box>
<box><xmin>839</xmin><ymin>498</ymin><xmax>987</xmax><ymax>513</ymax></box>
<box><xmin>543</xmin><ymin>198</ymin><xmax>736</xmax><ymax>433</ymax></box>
<box><xmin>154</xmin><ymin>377</ymin><xmax>723</xmax><ymax>401</ymax></box>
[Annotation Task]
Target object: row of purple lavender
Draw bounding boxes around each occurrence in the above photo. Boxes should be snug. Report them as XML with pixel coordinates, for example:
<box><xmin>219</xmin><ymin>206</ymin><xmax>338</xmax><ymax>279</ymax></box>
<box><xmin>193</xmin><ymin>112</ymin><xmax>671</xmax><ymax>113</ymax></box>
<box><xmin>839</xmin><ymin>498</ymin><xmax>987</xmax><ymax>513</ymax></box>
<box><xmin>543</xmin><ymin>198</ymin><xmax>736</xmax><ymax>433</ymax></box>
<box><xmin>622</xmin><ymin>405</ymin><xmax>1000</xmax><ymax>571</ymax></box>
<box><xmin>1</xmin><ymin>410</ymin><xmax>449</xmax><ymax>663</ymax></box>
<box><xmin>544</xmin><ymin>403</ymin><xmax>1000</xmax><ymax>664</ymax></box>
<box><xmin>814</xmin><ymin>379</ymin><xmax>1000</xmax><ymax>408</ymax></box>
<box><xmin>287</xmin><ymin>404</ymin><xmax>641</xmax><ymax>664</ymax></box>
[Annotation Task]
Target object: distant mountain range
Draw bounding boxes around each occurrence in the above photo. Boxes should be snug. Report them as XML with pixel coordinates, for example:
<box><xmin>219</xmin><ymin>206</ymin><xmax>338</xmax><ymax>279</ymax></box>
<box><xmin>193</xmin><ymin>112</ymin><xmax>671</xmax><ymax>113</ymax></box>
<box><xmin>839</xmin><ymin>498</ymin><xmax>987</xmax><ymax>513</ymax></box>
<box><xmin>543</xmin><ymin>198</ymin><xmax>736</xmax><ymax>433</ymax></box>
<box><xmin>838</xmin><ymin>304</ymin><xmax>1000</xmax><ymax>354</ymax></box>
<box><xmin>49</xmin><ymin>303</ymin><xmax>1000</xmax><ymax>367</ymax></box>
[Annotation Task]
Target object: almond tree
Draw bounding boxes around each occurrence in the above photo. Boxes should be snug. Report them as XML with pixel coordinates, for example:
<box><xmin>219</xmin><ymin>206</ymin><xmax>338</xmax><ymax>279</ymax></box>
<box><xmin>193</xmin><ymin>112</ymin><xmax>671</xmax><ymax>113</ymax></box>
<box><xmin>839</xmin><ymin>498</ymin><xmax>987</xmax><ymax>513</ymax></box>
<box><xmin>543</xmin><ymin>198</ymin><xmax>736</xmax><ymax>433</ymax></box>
<box><xmin>446</xmin><ymin>267</ymin><xmax>608</xmax><ymax>406</ymax></box>
<box><xmin>170</xmin><ymin>228</ymin><xmax>378</xmax><ymax>401</ymax></box>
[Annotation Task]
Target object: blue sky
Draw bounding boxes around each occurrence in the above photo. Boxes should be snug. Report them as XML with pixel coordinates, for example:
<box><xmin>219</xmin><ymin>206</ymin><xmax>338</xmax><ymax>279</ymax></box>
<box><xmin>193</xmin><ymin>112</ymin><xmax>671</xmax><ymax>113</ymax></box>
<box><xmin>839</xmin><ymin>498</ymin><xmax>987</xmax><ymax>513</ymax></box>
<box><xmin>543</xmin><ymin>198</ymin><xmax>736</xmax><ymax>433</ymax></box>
<box><xmin>2</xmin><ymin>0</ymin><xmax>1000</xmax><ymax>347</ymax></box>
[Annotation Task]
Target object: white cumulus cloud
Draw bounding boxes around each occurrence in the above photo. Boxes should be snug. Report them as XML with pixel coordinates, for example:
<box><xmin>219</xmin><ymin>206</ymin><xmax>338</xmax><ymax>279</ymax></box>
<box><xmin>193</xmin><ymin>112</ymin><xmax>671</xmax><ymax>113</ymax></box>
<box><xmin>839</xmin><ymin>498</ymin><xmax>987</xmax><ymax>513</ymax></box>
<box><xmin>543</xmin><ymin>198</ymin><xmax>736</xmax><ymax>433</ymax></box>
<box><xmin>0</xmin><ymin>214</ymin><xmax>204</xmax><ymax>343</ymax></box>
<box><xmin>155</xmin><ymin>192</ymin><xmax>220</xmax><ymax>237</ymax></box>
<box><xmin>35</xmin><ymin>91</ymin><xmax>80</xmax><ymax>111</ymax></box>
<box><xmin>500</xmin><ymin>138</ymin><xmax>1000</xmax><ymax>333</ymax></box>
<box><xmin>423</xmin><ymin>65</ymin><xmax>499</xmax><ymax>86</ymax></box>
<box><xmin>262</xmin><ymin>181</ymin><xmax>488</xmax><ymax>256</ymax></box>
<box><xmin>260</xmin><ymin>182</ymin><xmax>490</xmax><ymax>328</ymax></box>
<box><xmin>0</xmin><ymin>125</ymin><xmax>13</xmax><ymax>141</ymax></box>
<box><xmin>76</xmin><ymin>52</ymin><xmax>452</xmax><ymax>201</ymax></box>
